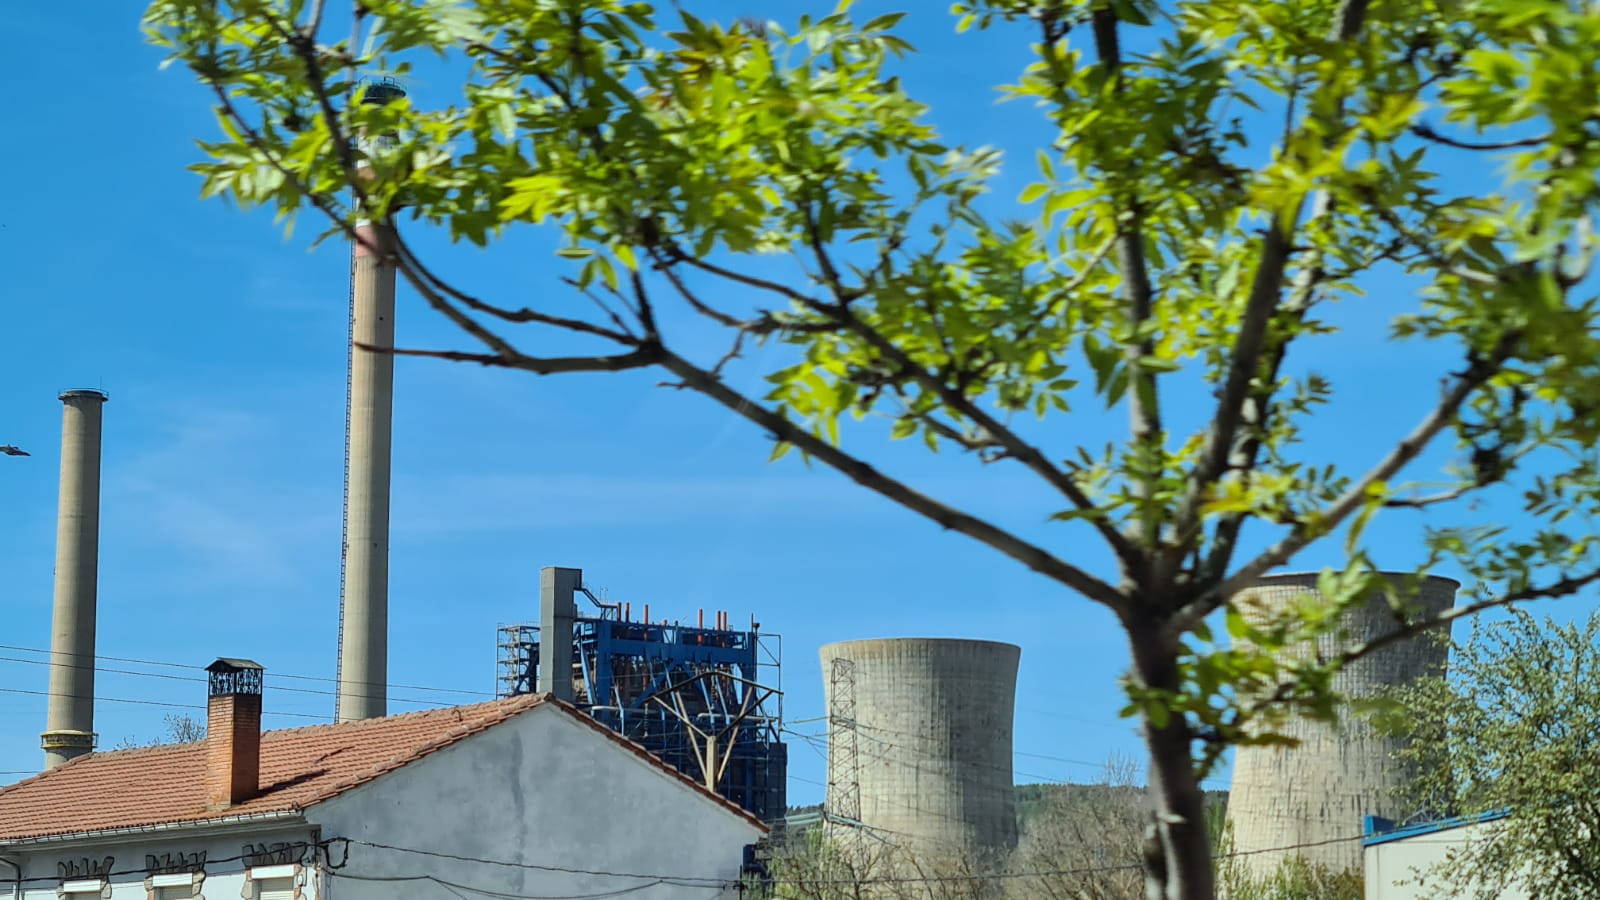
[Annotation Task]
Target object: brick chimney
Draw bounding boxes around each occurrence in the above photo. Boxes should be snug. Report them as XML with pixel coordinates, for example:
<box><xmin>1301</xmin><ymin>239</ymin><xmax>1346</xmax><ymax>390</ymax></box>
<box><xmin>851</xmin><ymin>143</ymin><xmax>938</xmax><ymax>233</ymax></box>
<box><xmin>205</xmin><ymin>658</ymin><xmax>263</xmax><ymax>809</ymax></box>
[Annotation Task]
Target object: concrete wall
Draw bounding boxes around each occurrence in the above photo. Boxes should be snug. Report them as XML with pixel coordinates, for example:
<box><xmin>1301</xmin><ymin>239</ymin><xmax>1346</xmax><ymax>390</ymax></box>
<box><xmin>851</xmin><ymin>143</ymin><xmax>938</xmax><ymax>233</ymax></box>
<box><xmin>819</xmin><ymin>638</ymin><xmax>1020</xmax><ymax>866</ymax></box>
<box><xmin>1365</xmin><ymin>817</ymin><xmax>1529</xmax><ymax>900</ymax></box>
<box><xmin>3</xmin><ymin>822</ymin><xmax>320</xmax><ymax>900</ymax></box>
<box><xmin>1225</xmin><ymin>573</ymin><xmax>1457</xmax><ymax>880</ymax></box>
<box><xmin>310</xmin><ymin>703</ymin><xmax>763</xmax><ymax>899</ymax></box>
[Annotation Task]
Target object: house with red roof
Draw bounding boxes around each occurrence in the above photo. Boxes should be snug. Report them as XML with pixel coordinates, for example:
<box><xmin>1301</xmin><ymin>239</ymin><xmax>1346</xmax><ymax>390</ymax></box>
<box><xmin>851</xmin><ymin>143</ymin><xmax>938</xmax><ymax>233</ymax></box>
<box><xmin>0</xmin><ymin>659</ymin><xmax>765</xmax><ymax>900</ymax></box>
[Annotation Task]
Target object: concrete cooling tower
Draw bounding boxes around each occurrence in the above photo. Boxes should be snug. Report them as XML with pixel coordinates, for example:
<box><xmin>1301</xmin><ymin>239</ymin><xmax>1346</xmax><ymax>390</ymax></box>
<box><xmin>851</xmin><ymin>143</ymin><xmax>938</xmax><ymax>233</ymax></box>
<box><xmin>820</xmin><ymin>638</ymin><xmax>1020</xmax><ymax>867</ymax></box>
<box><xmin>1224</xmin><ymin>573</ymin><xmax>1457</xmax><ymax>880</ymax></box>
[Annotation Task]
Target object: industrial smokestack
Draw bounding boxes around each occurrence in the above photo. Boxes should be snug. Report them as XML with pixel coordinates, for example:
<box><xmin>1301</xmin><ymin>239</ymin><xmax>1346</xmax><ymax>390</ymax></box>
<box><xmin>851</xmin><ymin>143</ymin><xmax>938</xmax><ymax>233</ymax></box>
<box><xmin>41</xmin><ymin>389</ymin><xmax>108</xmax><ymax>769</ymax></box>
<box><xmin>538</xmin><ymin>567</ymin><xmax>581</xmax><ymax>702</ymax></box>
<box><xmin>336</xmin><ymin>78</ymin><xmax>405</xmax><ymax>723</ymax></box>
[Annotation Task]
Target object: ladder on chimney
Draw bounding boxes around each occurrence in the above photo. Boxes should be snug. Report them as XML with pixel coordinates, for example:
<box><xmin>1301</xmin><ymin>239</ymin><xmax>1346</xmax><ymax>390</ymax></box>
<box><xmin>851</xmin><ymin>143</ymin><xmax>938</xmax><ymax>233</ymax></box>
<box><xmin>333</xmin><ymin>238</ymin><xmax>357</xmax><ymax>722</ymax></box>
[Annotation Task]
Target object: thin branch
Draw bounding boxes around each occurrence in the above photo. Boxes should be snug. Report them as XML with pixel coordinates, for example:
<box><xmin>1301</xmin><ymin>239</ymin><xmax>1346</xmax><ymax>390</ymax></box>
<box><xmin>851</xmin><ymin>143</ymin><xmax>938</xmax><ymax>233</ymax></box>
<box><xmin>389</xmin><ymin>227</ymin><xmax>637</xmax><ymax>343</ymax></box>
<box><xmin>663</xmin><ymin>244</ymin><xmax>820</xmax><ymax>306</ymax></box>
<box><xmin>557</xmin><ymin>275</ymin><xmax>639</xmax><ymax>339</ymax></box>
<box><xmin>1234</xmin><ymin>565</ymin><xmax>1600</xmax><ymax>726</ymax></box>
<box><xmin>653</xmin><ymin>347</ymin><xmax>1128</xmax><ymax>611</ymax></box>
<box><xmin>356</xmin><ymin>342</ymin><xmax>660</xmax><ymax>374</ymax></box>
<box><xmin>1178</xmin><ymin>0</ymin><xmax>1378</xmax><ymax>570</ymax></box>
<box><xmin>1382</xmin><ymin>487</ymin><xmax>1473</xmax><ymax>509</ymax></box>
<box><xmin>204</xmin><ymin>79</ymin><xmax>365</xmax><ymax>250</ymax></box>
<box><xmin>1088</xmin><ymin>8</ymin><xmax>1164</xmax><ymax>554</ymax></box>
<box><xmin>1410</xmin><ymin>122</ymin><xmax>1549</xmax><ymax>151</ymax></box>
<box><xmin>788</xmin><ymin>215</ymin><xmax>1141</xmax><ymax>567</ymax></box>
<box><xmin>661</xmin><ymin>228</ymin><xmax>1140</xmax><ymax>564</ymax></box>
<box><xmin>1011</xmin><ymin>234</ymin><xmax>1118</xmax><ymax>349</ymax></box>
<box><xmin>1172</xmin><ymin>333</ymin><xmax>1520</xmax><ymax>638</ymax></box>
<box><xmin>303</xmin><ymin>0</ymin><xmax>328</xmax><ymax>41</ymax></box>
<box><xmin>278</xmin><ymin>10</ymin><xmax>366</xmax><ymax>204</ymax></box>
<box><xmin>651</xmin><ymin>250</ymin><xmax>754</xmax><ymax>329</ymax></box>
<box><xmin>1177</xmin><ymin>227</ymin><xmax>1296</xmax><ymax>537</ymax></box>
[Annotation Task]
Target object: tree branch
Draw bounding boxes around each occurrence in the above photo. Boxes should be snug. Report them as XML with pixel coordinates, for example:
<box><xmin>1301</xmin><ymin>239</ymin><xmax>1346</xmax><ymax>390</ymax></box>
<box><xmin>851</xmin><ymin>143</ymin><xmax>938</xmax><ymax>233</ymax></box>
<box><xmin>1410</xmin><ymin>122</ymin><xmax>1549</xmax><ymax>151</ymax></box>
<box><xmin>357</xmin><ymin>342</ymin><xmax>661</xmax><ymax>373</ymax></box>
<box><xmin>1171</xmin><ymin>333</ymin><xmax>1520</xmax><ymax>638</ymax></box>
<box><xmin>389</xmin><ymin>227</ymin><xmax>638</xmax><ymax>343</ymax></box>
<box><xmin>652</xmin><ymin>348</ymin><xmax>1128</xmax><ymax>611</ymax></box>
<box><xmin>661</xmin><ymin>229</ymin><xmax>1141</xmax><ymax>566</ymax></box>
<box><xmin>1089</xmin><ymin>8</ymin><xmax>1164</xmax><ymax>554</ymax></box>
<box><xmin>1177</xmin><ymin>0</ymin><xmax>1377</xmax><ymax>573</ymax></box>
<box><xmin>1233</xmin><ymin>565</ymin><xmax>1600</xmax><ymax>728</ymax></box>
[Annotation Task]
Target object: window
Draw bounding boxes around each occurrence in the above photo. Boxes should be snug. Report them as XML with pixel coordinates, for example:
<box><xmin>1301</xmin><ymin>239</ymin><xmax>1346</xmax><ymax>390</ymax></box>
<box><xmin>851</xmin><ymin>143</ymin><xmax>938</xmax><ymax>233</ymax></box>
<box><xmin>59</xmin><ymin>879</ymin><xmax>105</xmax><ymax>899</ymax></box>
<box><xmin>248</xmin><ymin>865</ymin><xmax>300</xmax><ymax>900</ymax></box>
<box><xmin>254</xmin><ymin>876</ymin><xmax>295</xmax><ymax>900</ymax></box>
<box><xmin>150</xmin><ymin>871</ymin><xmax>199</xmax><ymax>899</ymax></box>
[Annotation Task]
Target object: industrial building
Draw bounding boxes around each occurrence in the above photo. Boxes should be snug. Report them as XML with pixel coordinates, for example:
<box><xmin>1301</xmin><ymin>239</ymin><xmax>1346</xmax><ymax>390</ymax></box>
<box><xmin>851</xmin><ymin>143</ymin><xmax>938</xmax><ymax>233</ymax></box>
<box><xmin>1363</xmin><ymin>811</ymin><xmax>1525</xmax><ymax>899</ymax></box>
<box><xmin>1225</xmin><ymin>573</ymin><xmax>1458</xmax><ymax>879</ymax></box>
<box><xmin>496</xmin><ymin>567</ymin><xmax>788</xmax><ymax>822</ymax></box>
<box><xmin>0</xmin><ymin>659</ymin><xmax>765</xmax><ymax>900</ymax></box>
<box><xmin>819</xmin><ymin>638</ymin><xmax>1021</xmax><ymax>868</ymax></box>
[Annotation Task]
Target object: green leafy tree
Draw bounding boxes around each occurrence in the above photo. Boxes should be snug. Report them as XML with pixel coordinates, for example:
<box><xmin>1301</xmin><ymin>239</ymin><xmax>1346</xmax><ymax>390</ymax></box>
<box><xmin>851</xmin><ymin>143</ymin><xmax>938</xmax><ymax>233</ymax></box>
<box><xmin>142</xmin><ymin>1</ymin><xmax>1600</xmax><ymax>896</ymax></box>
<box><xmin>1387</xmin><ymin>610</ymin><xmax>1600</xmax><ymax>899</ymax></box>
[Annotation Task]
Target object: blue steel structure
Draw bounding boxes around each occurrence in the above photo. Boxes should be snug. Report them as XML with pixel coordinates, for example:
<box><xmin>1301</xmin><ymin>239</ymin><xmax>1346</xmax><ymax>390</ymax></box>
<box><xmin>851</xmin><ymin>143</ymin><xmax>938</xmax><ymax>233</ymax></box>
<box><xmin>496</xmin><ymin>582</ymin><xmax>787</xmax><ymax>822</ymax></box>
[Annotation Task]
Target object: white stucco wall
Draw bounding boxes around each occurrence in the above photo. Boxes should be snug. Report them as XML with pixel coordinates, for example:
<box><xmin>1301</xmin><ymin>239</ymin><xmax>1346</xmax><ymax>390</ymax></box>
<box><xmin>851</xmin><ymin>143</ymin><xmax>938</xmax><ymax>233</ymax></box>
<box><xmin>308</xmin><ymin>704</ymin><xmax>765</xmax><ymax>900</ymax></box>
<box><xmin>2</xmin><ymin>822</ymin><xmax>320</xmax><ymax>900</ymax></box>
<box><xmin>1364</xmin><ymin>817</ymin><xmax>1530</xmax><ymax>900</ymax></box>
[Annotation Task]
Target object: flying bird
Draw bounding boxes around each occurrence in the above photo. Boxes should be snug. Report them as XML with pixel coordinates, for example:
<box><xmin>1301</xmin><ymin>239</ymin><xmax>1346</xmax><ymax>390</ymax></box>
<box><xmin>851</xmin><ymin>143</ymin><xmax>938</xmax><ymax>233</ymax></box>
<box><xmin>0</xmin><ymin>445</ymin><xmax>30</xmax><ymax>457</ymax></box>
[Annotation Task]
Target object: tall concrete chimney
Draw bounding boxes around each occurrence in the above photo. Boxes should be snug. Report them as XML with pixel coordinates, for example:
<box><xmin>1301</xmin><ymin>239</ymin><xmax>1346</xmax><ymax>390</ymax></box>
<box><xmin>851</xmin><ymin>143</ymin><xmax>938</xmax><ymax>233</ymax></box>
<box><xmin>538</xmin><ymin>567</ymin><xmax>581</xmax><ymax>702</ymax></box>
<box><xmin>41</xmin><ymin>389</ymin><xmax>108</xmax><ymax>769</ymax></box>
<box><xmin>205</xmin><ymin>658</ymin><xmax>263</xmax><ymax>809</ymax></box>
<box><xmin>336</xmin><ymin>77</ymin><xmax>406</xmax><ymax>723</ymax></box>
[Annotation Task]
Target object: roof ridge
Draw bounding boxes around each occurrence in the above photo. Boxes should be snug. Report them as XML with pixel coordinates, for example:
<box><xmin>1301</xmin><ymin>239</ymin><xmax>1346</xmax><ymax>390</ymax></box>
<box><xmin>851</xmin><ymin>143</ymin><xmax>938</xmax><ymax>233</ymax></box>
<box><xmin>259</xmin><ymin>694</ymin><xmax>534</xmax><ymax>741</ymax></box>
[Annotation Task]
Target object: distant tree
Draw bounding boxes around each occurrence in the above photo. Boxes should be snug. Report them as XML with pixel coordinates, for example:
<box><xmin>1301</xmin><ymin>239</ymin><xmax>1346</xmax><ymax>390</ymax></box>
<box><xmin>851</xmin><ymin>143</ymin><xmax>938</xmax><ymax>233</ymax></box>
<box><xmin>111</xmin><ymin>713</ymin><xmax>208</xmax><ymax>750</ymax></box>
<box><xmin>752</xmin><ymin>824</ymin><xmax>994</xmax><ymax>900</ymax></box>
<box><xmin>142</xmin><ymin>1</ymin><xmax>1600</xmax><ymax>897</ymax></box>
<box><xmin>1215</xmin><ymin>853</ymin><xmax>1362</xmax><ymax>900</ymax></box>
<box><xmin>1385</xmin><ymin>609</ymin><xmax>1600</xmax><ymax>900</ymax></box>
<box><xmin>1009</xmin><ymin>756</ymin><xmax>1149</xmax><ymax>900</ymax></box>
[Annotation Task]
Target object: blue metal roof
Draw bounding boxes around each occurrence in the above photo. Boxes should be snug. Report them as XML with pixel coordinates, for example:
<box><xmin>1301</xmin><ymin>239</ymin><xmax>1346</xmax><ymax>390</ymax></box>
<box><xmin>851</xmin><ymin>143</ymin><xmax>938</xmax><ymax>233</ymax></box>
<box><xmin>1362</xmin><ymin>808</ymin><xmax>1513</xmax><ymax>846</ymax></box>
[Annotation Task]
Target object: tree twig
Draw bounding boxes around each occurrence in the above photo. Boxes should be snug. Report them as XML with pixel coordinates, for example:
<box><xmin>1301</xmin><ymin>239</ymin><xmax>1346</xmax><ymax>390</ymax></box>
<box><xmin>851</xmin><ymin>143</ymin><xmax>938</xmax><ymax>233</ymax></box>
<box><xmin>653</xmin><ymin>347</ymin><xmax>1129</xmax><ymax>611</ymax></box>
<box><xmin>356</xmin><ymin>342</ymin><xmax>659</xmax><ymax>373</ymax></box>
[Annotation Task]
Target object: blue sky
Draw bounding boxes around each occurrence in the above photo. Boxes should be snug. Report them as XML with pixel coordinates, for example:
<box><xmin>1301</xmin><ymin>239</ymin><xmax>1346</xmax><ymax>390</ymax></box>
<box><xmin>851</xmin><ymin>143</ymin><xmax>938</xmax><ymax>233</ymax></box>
<box><xmin>1</xmin><ymin>1</ymin><xmax>1592</xmax><ymax>801</ymax></box>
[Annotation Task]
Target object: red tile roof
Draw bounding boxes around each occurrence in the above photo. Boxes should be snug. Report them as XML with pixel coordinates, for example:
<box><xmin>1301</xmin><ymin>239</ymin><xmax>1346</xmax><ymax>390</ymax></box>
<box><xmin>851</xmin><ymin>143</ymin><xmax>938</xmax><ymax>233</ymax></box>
<box><xmin>0</xmin><ymin>694</ymin><xmax>764</xmax><ymax>842</ymax></box>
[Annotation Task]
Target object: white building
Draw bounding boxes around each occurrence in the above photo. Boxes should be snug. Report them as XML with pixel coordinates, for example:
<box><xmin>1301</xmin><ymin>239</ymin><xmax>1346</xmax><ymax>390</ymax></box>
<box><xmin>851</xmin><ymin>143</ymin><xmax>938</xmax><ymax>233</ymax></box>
<box><xmin>1363</xmin><ymin>811</ymin><xmax>1524</xmax><ymax>900</ymax></box>
<box><xmin>0</xmin><ymin>659</ymin><xmax>765</xmax><ymax>900</ymax></box>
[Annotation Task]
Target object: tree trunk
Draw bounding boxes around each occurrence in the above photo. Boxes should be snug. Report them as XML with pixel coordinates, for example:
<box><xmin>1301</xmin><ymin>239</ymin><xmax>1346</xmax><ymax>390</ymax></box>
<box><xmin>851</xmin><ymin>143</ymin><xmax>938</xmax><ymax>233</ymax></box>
<box><xmin>1130</xmin><ymin>625</ymin><xmax>1217</xmax><ymax>900</ymax></box>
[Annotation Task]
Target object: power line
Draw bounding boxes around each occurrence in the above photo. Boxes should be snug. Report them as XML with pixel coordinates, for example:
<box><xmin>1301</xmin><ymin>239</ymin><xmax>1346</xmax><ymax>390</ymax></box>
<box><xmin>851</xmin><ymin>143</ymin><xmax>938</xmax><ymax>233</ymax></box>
<box><xmin>340</xmin><ymin>840</ymin><xmax>730</xmax><ymax>887</ymax></box>
<box><xmin>0</xmin><ymin>643</ymin><xmax>492</xmax><ymax>697</ymax></box>
<box><xmin>324</xmin><ymin>871</ymin><xmax>700</xmax><ymax>899</ymax></box>
<box><xmin>0</xmin><ymin>686</ymin><xmax>327</xmax><ymax>721</ymax></box>
<box><xmin>344</xmin><ymin>831</ymin><xmax>1376</xmax><ymax>889</ymax></box>
<box><xmin>0</xmin><ymin>652</ymin><xmax>457</xmax><ymax>709</ymax></box>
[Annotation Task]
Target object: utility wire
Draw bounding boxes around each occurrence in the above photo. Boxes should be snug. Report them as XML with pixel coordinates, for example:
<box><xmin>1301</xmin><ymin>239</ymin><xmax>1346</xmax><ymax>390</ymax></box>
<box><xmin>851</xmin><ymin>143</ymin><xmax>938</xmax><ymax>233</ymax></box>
<box><xmin>324</xmin><ymin>871</ymin><xmax>702</xmax><ymax>899</ymax></box>
<box><xmin>339</xmin><ymin>830</ymin><xmax>1378</xmax><ymax>889</ymax></box>
<box><xmin>0</xmin><ymin>686</ymin><xmax>327</xmax><ymax>720</ymax></box>
<box><xmin>0</xmin><ymin>653</ymin><xmax>458</xmax><ymax>709</ymax></box>
<box><xmin>340</xmin><ymin>840</ymin><xmax>730</xmax><ymax>887</ymax></box>
<box><xmin>0</xmin><ymin>643</ymin><xmax>492</xmax><ymax>697</ymax></box>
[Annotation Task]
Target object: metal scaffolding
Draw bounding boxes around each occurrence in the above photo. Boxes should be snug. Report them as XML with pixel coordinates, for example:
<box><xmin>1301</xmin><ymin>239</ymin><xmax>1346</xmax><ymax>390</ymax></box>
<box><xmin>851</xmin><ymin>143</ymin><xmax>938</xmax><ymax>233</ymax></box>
<box><xmin>497</xmin><ymin>595</ymin><xmax>787</xmax><ymax>822</ymax></box>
